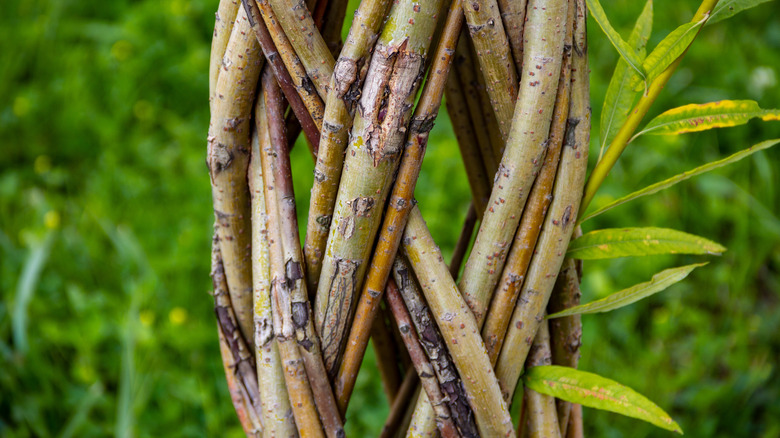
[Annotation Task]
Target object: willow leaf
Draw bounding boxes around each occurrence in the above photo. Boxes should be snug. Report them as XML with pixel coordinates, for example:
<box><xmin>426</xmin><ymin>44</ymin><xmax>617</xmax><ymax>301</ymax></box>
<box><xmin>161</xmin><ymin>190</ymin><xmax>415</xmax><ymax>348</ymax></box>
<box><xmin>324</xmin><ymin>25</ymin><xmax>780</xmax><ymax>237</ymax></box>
<box><xmin>600</xmin><ymin>0</ymin><xmax>653</xmax><ymax>160</ymax></box>
<box><xmin>568</xmin><ymin>227</ymin><xmax>725</xmax><ymax>259</ymax></box>
<box><xmin>708</xmin><ymin>0</ymin><xmax>775</xmax><ymax>24</ymax></box>
<box><xmin>587</xmin><ymin>0</ymin><xmax>647</xmax><ymax>83</ymax></box>
<box><xmin>523</xmin><ymin>366</ymin><xmax>683</xmax><ymax>434</ymax></box>
<box><xmin>579</xmin><ymin>138</ymin><xmax>780</xmax><ymax>223</ymax></box>
<box><xmin>548</xmin><ymin>263</ymin><xmax>705</xmax><ymax>319</ymax></box>
<box><xmin>634</xmin><ymin>100</ymin><xmax>780</xmax><ymax>138</ymax></box>
<box><xmin>632</xmin><ymin>16</ymin><xmax>707</xmax><ymax>92</ymax></box>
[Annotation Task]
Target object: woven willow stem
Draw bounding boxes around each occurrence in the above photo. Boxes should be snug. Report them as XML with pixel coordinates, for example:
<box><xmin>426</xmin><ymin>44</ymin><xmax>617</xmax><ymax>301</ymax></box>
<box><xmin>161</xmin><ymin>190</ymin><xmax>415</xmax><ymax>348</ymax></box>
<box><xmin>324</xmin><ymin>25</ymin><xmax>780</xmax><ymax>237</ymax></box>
<box><xmin>370</xmin><ymin>307</ymin><xmax>403</xmax><ymax>403</ymax></box>
<box><xmin>334</xmin><ymin>0</ymin><xmax>461</xmax><ymax>410</ymax></box>
<box><xmin>523</xmin><ymin>322</ymin><xmax>561</xmax><ymax>438</ymax></box>
<box><xmin>263</xmin><ymin>71</ymin><xmax>344</xmax><ymax>438</ymax></box>
<box><xmin>566</xmin><ymin>403</ymin><xmax>583</xmax><ymax>438</ymax></box>
<box><xmin>449</xmin><ymin>204</ymin><xmax>477</xmax><ymax>279</ymax></box>
<box><xmin>386</xmin><ymin>278</ymin><xmax>460</xmax><ymax>438</ymax></box>
<box><xmin>461</xmin><ymin>0</ymin><xmax>518</xmax><ymax>139</ymax></box>
<box><xmin>393</xmin><ymin>257</ymin><xmax>479</xmax><ymax>438</ymax></box>
<box><xmin>458</xmin><ymin>0</ymin><xmax>569</xmax><ymax>325</ymax></box>
<box><xmin>242</xmin><ymin>0</ymin><xmax>321</xmax><ymax>148</ymax></box>
<box><xmin>494</xmin><ymin>0</ymin><xmax>589</xmax><ymax>401</ymax></box>
<box><xmin>268</xmin><ymin>0</ymin><xmax>335</xmax><ymax>97</ymax></box>
<box><xmin>548</xmin><ymin>258</ymin><xmax>582</xmax><ymax>434</ymax></box>
<box><xmin>403</xmin><ymin>206</ymin><xmax>515</xmax><ymax>437</ymax></box>
<box><xmin>249</xmin><ymin>100</ymin><xmax>298</xmax><ymax>437</ymax></box>
<box><xmin>207</xmin><ymin>7</ymin><xmax>263</xmax><ymax>344</ymax></box>
<box><xmin>320</xmin><ymin>0</ymin><xmax>349</xmax><ymax>54</ymax></box>
<box><xmin>313</xmin><ymin>0</ymin><xmax>444</xmax><ymax>377</ymax></box>
<box><xmin>304</xmin><ymin>0</ymin><xmax>392</xmax><ymax>293</ymax></box>
<box><xmin>497</xmin><ymin>0</ymin><xmax>528</xmax><ymax>75</ymax></box>
<box><xmin>212</xmin><ymin>238</ymin><xmax>263</xmax><ymax>436</ymax></box>
<box><xmin>474</xmin><ymin>49</ymin><xmax>507</xmax><ymax>161</ymax></box>
<box><xmin>256</xmin><ymin>0</ymin><xmax>326</xmax><ymax>134</ymax></box>
<box><xmin>209</xmin><ymin>0</ymin><xmax>241</xmax><ymax>103</ymax></box>
<box><xmin>482</xmin><ymin>0</ymin><xmax>576</xmax><ymax>365</ymax></box>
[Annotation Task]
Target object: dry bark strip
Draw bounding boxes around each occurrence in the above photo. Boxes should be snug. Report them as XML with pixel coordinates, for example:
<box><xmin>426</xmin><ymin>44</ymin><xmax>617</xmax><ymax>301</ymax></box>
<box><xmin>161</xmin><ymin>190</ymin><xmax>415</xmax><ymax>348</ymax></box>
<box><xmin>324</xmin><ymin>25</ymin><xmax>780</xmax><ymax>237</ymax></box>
<box><xmin>461</xmin><ymin>0</ymin><xmax>518</xmax><ymax>139</ymax></box>
<box><xmin>249</xmin><ymin>100</ymin><xmax>298</xmax><ymax>437</ymax></box>
<box><xmin>458</xmin><ymin>0</ymin><xmax>569</xmax><ymax>326</ymax></box>
<box><xmin>402</xmin><ymin>206</ymin><xmax>515</xmax><ymax>437</ymax></box>
<box><xmin>385</xmin><ymin>278</ymin><xmax>460</xmax><ymax>438</ymax></box>
<box><xmin>393</xmin><ymin>257</ymin><xmax>479</xmax><ymax>438</ymax></box>
<box><xmin>333</xmin><ymin>0</ymin><xmax>462</xmax><ymax>410</ymax></box>
<box><xmin>261</xmin><ymin>71</ymin><xmax>345</xmax><ymax>438</ymax></box>
<box><xmin>313</xmin><ymin>0</ymin><xmax>445</xmax><ymax>377</ymax></box>
<box><xmin>207</xmin><ymin>7</ymin><xmax>264</xmax><ymax>344</ymax></box>
<box><xmin>212</xmin><ymin>236</ymin><xmax>263</xmax><ymax>436</ymax></box>
<box><xmin>523</xmin><ymin>322</ymin><xmax>561</xmax><ymax>438</ymax></box>
<box><xmin>304</xmin><ymin>0</ymin><xmax>392</xmax><ymax>295</ymax></box>
<box><xmin>482</xmin><ymin>0</ymin><xmax>576</xmax><ymax>365</ymax></box>
<box><xmin>495</xmin><ymin>0</ymin><xmax>589</xmax><ymax>401</ymax></box>
<box><xmin>547</xmin><ymin>257</ymin><xmax>582</xmax><ymax>435</ymax></box>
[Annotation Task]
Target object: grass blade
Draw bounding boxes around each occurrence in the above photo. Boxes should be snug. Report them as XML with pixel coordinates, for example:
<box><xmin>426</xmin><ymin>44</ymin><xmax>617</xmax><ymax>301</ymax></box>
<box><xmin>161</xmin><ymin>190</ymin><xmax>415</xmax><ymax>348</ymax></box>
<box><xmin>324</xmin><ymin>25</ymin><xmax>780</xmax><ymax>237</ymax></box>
<box><xmin>586</xmin><ymin>0</ymin><xmax>647</xmax><ymax>84</ymax></box>
<box><xmin>523</xmin><ymin>365</ymin><xmax>683</xmax><ymax>434</ymax></box>
<box><xmin>12</xmin><ymin>232</ymin><xmax>54</xmax><ymax>354</ymax></box>
<box><xmin>599</xmin><ymin>0</ymin><xmax>653</xmax><ymax>159</ymax></box>
<box><xmin>567</xmin><ymin>227</ymin><xmax>725</xmax><ymax>259</ymax></box>
<box><xmin>579</xmin><ymin>138</ymin><xmax>780</xmax><ymax>223</ymax></box>
<box><xmin>633</xmin><ymin>100</ymin><xmax>780</xmax><ymax>138</ymax></box>
<box><xmin>547</xmin><ymin>263</ymin><xmax>706</xmax><ymax>318</ymax></box>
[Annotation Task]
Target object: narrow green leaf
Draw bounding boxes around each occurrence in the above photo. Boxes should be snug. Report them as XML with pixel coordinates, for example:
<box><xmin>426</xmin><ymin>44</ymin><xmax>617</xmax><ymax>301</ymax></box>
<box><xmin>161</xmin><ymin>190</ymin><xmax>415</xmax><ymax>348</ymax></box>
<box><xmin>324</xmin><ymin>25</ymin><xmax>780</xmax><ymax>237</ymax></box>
<box><xmin>568</xmin><ymin>227</ymin><xmax>725</xmax><ymax>260</ymax></box>
<box><xmin>632</xmin><ymin>15</ymin><xmax>707</xmax><ymax>91</ymax></box>
<box><xmin>587</xmin><ymin>0</ymin><xmax>647</xmax><ymax>83</ymax></box>
<box><xmin>548</xmin><ymin>263</ymin><xmax>705</xmax><ymax>318</ymax></box>
<box><xmin>634</xmin><ymin>100</ymin><xmax>780</xmax><ymax>138</ymax></box>
<box><xmin>708</xmin><ymin>0</ymin><xmax>775</xmax><ymax>24</ymax></box>
<box><xmin>579</xmin><ymin>139</ymin><xmax>780</xmax><ymax>223</ymax></box>
<box><xmin>599</xmin><ymin>0</ymin><xmax>653</xmax><ymax>160</ymax></box>
<box><xmin>523</xmin><ymin>366</ymin><xmax>683</xmax><ymax>434</ymax></box>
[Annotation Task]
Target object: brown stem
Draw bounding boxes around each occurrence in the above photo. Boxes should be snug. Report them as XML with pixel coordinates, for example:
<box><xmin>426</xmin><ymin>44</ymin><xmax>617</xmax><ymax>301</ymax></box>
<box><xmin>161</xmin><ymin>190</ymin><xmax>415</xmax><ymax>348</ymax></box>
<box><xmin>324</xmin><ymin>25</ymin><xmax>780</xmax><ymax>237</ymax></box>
<box><xmin>548</xmin><ymin>258</ymin><xmax>582</xmax><ymax>435</ymax></box>
<box><xmin>497</xmin><ymin>0</ymin><xmax>528</xmax><ymax>75</ymax></box>
<box><xmin>370</xmin><ymin>306</ymin><xmax>403</xmax><ymax>404</ymax></box>
<box><xmin>263</xmin><ymin>70</ymin><xmax>345</xmax><ymax>437</ymax></box>
<box><xmin>523</xmin><ymin>322</ymin><xmax>561</xmax><ymax>438</ymax></box>
<box><xmin>218</xmin><ymin>328</ymin><xmax>263</xmax><ymax>438</ymax></box>
<box><xmin>385</xmin><ymin>278</ymin><xmax>460</xmax><ymax>438</ymax></box>
<box><xmin>380</xmin><ymin>369</ymin><xmax>419</xmax><ymax>438</ymax></box>
<box><xmin>449</xmin><ymin>203</ymin><xmax>477</xmax><ymax>279</ymax></box>
<box><xmin>565</xmin><ymin>403</ymin><xmax>583</xmax><ymax>438</ymax></box>
<box><xmin>241</xmin><ymin>0</ymin><xmax>321</xmax><ymax>149</ymax></box>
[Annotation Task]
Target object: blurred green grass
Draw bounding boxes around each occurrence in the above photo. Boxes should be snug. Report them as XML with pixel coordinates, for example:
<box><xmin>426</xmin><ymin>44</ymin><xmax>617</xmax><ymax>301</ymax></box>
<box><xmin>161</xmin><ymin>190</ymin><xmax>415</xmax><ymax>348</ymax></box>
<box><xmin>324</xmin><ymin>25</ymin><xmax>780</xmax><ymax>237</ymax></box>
<box><xmin>1</xmin><ymin>0</ymin><xmax>779</xmax><ymax>436</ymax></box>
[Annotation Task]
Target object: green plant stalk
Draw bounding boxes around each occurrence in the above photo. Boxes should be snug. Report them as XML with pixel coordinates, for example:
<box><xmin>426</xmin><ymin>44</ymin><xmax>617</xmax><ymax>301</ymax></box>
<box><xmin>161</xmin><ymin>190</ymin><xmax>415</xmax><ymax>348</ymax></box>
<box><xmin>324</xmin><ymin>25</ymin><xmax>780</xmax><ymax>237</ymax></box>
<box><xmin>481</xmin><ymin>0</ymin><xmax>575</xmax><ymax>365</ymax></box>
<box><xmin>580</xmin><ymin>0</ymin><xmax>720</xmax><ymax>214</ymax></box>
<box><xmin>211</xmin><ymin>239</ymin><xmax>264</xmax><ymax>436</ymax></box>
<box><xmin>313</xmin><ymin>0</ymin><xmax>444</xmax><ymax>377</ymax></box>
<box><xmin>304</xmin><ymin>0</ymin><xmax>392</xmax><ymax>295</ymax></box>
<box><xmin>385</xmin><ymin>277</ymin><xmax>460</xmax><ymax>438</ymax></box>
<box><xmin>207</xmin><ymin>7</ymin><xmax>263</xmax><ymax>344</ymax></box>
<box><xmin>523</xmin><ymin>322</ymin><xmax>561</xmax><ymax>438</ymax></box>
<box><xmin>402</xmin><ymin>206</ymin><xmax>516</xmax><ymax>437</ymax></box>
<box><xmin>473</xmin><ymin>45</ymin><xmax>508</xmax><ymax>161</ymax></box>
<box><xmin>209</xmin><ymin>0</ymin><xmax>241</xmax><ymax>103</ymax></box>
<box><xmin>497</xmin><ymin>0</ymin><xmax>528</xmax><ymax>74</ymax></box>
<box><xmin>249</xmin><ymin>100</ymin><xmax>297</xmax><ymax>437</ymax></box>
<box><xmin>461</xmin><ymin>0</ymin><xmax>518</xmax><ymax>139</ymax></box>
<box><xmin>393</xmin><ymin>257</ymin><xmax>479</xmax><ymax>438</ymax></box>
<box><xmin>268</xmin><ymin>0</ymin><xmax>335</xmax><ymax>97</ymax></box>
<box><xmin>547</xmin><ymin>258</ymin><xmax>582</xmax><ymax>435</ymax></box>
<box><xmin>262</xmin><ymin>71</ymin><xmax>344</xmax><ymax>438</ymax></box>
<box><xmin>458</xmin><ymin>0</ymin><xmax>569</xmax><ymax>325</ymax></box>
<box><xmin>333</xmin><ymin>0</ymin><xmax>462</xmax><ymax>409</ymax></box>
<box><xmin>256</xmin><ymin>0</ymin><xmax>326</xmax><ymax>133</ymax></box>
<box><xmin>494</xmin><ymin>0</ymin><xmax>589</xmax><ymax>401</ymax></box>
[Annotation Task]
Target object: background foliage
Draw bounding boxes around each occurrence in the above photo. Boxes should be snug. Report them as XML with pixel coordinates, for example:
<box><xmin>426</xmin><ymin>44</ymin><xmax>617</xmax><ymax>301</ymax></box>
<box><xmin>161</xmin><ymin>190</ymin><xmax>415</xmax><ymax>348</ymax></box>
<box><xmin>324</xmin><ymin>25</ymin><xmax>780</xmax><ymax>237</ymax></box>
<box><xmin>1</xmin><ymin>0</ymin><xmax>778</xmax><ymax>436</ymax></box>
